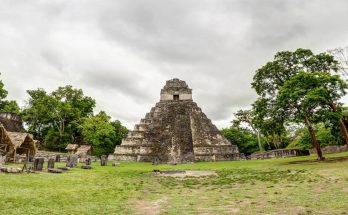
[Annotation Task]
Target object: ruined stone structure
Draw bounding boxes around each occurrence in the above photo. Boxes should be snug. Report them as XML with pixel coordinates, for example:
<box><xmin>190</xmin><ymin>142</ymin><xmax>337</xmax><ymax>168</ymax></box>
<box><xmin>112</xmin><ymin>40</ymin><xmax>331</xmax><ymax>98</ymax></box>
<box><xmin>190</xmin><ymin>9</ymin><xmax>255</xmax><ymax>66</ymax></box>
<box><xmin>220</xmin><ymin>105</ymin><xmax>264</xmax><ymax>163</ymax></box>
<box><xmin>110</xmin><ymin>79</ymin><xmax>241</xmax><ymax>163</ymax></box>
<box><xmin>250</xmin><ymin>148</ymin><xmax>309</xmax><ymax>160</ymax></box>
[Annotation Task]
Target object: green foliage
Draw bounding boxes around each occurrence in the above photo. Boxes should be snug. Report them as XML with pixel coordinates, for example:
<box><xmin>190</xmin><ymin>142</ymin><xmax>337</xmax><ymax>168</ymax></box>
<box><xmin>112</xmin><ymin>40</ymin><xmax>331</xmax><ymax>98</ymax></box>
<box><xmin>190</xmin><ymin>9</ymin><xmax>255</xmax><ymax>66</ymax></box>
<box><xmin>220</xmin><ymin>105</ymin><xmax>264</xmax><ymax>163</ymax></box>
<box><xmin>80</xmin><ymin>111</ymin><xmax>128</xmax><ymax>156</ymax></box>
<box><xmin>252</xmin><ymin>98</ymin><xmax>287</xmax><ymax>149</ymax></box>
<box><xmin>1</xmin><ymin>100</ymin><xmax>20</xmax><ymax>114</ymax></box>
<box><xmin>0</xmin><ymin>78</ymin><xmax>20</xmax><ymax>114</ymax></box>
<box><xmin>232</xmin><ymin>109</ymin><xmax>264</xmax><ymax>151</ymax></box>
<box><xmin>221</xmin><ymin>127</ymin><xmax>261</xmax><ymax>155</ymax></box>
<box><xmin>252</xmin><ymin>48</ymin><xmax>338</xmax><ymax>97</ymax></box>
<box><xmin>252</xmin><ymin>48</ymin><xmax>344</xmax><ymax>154</ymax></box>
<box><xmin>22</xmin><ymin>86</ymin><xmax>96</xmax><ymax>151</ymax></box>
<box><xmin>288</xmin><ymin>124</ymin><xmax>337</xmax><ymax>150</ymax></box>
<box><xmin>277</xmin><ymin>71</ymin><xmax>347</xmax><ymax>123</ymax></box>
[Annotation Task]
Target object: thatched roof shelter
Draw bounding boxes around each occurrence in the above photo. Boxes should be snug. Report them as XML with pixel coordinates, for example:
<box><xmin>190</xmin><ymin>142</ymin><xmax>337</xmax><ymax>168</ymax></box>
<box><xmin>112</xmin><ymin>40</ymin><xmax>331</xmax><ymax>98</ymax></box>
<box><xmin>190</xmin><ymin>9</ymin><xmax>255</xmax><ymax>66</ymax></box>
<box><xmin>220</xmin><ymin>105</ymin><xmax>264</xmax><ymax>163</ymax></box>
<box><xmin>75</xmin><ymin>145</ymin><xmax>92</xmax><ymax>156</ymax></box>
<box><xmin>0</xmin><ymin>126</ymin><xmax>38</xmax><ymax>162</ymax></box>
<box><xmin>65</xmin><ymin>144</ymin><xmax>79</xmax><ymax>153</ymax></box>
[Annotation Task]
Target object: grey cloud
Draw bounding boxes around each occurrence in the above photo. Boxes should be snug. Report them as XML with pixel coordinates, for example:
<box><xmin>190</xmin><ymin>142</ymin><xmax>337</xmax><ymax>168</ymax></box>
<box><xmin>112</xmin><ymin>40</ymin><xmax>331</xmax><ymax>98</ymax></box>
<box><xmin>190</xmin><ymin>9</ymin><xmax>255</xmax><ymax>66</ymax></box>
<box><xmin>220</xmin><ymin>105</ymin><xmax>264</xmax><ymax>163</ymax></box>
<box><xmin>1</xmin><ymin>0</ymin><xmax>348</xmax><ymax>128</ymax></box>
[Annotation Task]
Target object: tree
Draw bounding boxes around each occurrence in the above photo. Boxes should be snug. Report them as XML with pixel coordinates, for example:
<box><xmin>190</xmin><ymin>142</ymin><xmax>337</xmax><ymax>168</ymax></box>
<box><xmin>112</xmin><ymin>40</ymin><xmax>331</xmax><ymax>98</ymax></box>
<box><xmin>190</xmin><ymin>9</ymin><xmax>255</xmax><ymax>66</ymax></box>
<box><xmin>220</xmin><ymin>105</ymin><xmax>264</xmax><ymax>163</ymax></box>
<box><xmin>1</xmin><ymin>100</ymin><xmax>20</xmax><ymax>114</ymax></box>
<box><xmin>328</xmin><ymin>47</ymin><xmax>348</xmax><ymax>77</ymax></box>
<box><xmin>307</xmin><ymin>72</ymin><xmax>348</xmax><ymax>146</ymax></box>
<box><xmin>0</xmin><ymin>77</ymin><xmax>20</xmax><ymax>114</ymax></box>
<box><xmin>252</xmin><ymin>98</ymin><xmax>288</xmax><ymax>149</ymax></box>
<box><xmin>277</xmin><ymin>71</ymin><xmax>347</xmax><ymax>159</ymax></box>
<box><xmin>252</xmin><ymin>49</ymin><xmax>338</xmax><ymax>97</ymax></box>
<box><xmin>80</xmin><ymin>111</ymin><xmax>128</xmax><ymax>156</ymax></box>
<box><xmin>221</xmin><ymin>127</ymin><xmax>261</xmax><ymax>155</ymax></box>
<box><xmin>22</xmin><ymin>86</ymin><xmax>96</xmax><ymax>151</ymax></box>
<box><xmin>232</xmin><ymin>109</ymin><xmax>263</xmax><ymax>151</ymax></box>
<box><xmin>252</xmin><ymin>49</ymin><xmax>339</xmax><ymax>159</ymax></box>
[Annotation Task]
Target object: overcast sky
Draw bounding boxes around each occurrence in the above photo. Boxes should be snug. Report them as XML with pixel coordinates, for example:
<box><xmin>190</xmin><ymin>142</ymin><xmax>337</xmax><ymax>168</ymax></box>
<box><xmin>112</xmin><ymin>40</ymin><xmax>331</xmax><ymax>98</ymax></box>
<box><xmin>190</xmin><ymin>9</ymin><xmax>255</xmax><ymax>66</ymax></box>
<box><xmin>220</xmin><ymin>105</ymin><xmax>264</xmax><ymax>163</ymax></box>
<box><xmin>1</xmin><ymin>0</ymin><xmax>348</xmax><ymax>129</ymax></box>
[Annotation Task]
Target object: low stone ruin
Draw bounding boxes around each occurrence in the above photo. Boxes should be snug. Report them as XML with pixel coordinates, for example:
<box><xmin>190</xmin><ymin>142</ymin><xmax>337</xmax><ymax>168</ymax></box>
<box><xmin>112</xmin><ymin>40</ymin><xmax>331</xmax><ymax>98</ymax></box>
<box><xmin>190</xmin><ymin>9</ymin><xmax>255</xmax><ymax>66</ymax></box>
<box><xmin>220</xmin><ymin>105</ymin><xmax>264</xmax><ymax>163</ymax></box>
<box><xmin>101</xmin><ymin>155</ymin><xmax>108</xmax><ymax>166</ymax></box>
<box><xmin>34</xmin><ymin>151</ymin><xmax>69</xmax><ymax>162</ymax></box>
<box><xmin>57</xmin><ymin>166</ymin><xmax>70</xmax><ymax>171</ymax></box>
<box><xmin>33</xmin><ymin>157</ymin><xmax>44</xmax><ymax>171</ymax></box>
<box><xmin>110</xmin><ymin>79</ymin><xmax>242</xmax><ymax>164</ymax></box>
<box><xmin>66</xmin><ymin>155</ymin><xmax>78</xmax><ymax>168</ymax></box>
<box><xmin>55</xmin><ymin>155</ymin><xmax>60</xmax><ymax>162</ymax></box>
<box><xmin>81</xmin><ymin>157</ymin><xmax>92</xmax><ymax>169</ymax></box>
<box><xmin>34</xmin><ymin>151</ymin><xmax>100</xmax><ymax>162</ymax></box>
<box><xmin>47</xmin><ymin>157</ymin><xmax>55</xmax><ymax>169</ymax></box>
<box><xmin>48</xmin><ymin>168</ymin><xmax>63</xmax><ymax>173</ymax></box>
<box><xmin>250</xmin><ymin>148</ymin><xmax>308</xmax><ymax>160</ymax></box>
<box><xmin>0</xmin><ymin>166</ymin><xmax>22</xmax><ymax>173</ymax></box>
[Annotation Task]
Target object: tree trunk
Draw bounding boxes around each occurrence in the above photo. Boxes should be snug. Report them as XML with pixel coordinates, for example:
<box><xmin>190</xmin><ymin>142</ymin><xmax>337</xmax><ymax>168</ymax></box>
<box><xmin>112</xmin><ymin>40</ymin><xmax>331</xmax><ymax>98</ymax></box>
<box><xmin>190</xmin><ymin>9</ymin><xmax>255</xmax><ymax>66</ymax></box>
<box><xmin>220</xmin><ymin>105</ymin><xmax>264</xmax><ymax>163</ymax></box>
<box><xmin>338</xmin><ymin>120</ymin><xmax>348</xmax><ymax>146</ymax></box>
<box><xmin>251</xmin><ymin>126</ymin><xmax>263</xmax><ymax>152</ymax></box>
<box><xmin>330</xmin><ymin>103</ymin><xmax>348</xmax><ymax>146</ymax></box>
<box><xmin>256</xmin><ymin>129</ymin><xmax>263</xmax><ymax>151</ymax></box>
<box><xmin>304</xmin><ymin>115</ymin><xmax>324</xmax><ymax>160</ymax></box>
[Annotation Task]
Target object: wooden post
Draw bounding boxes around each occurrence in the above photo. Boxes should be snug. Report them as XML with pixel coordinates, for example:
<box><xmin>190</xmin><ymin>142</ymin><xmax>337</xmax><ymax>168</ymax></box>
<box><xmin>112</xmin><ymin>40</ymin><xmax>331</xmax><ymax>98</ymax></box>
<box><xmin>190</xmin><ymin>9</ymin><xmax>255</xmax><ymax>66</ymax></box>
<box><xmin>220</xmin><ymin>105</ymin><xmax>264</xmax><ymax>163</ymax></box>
<box><xmin>13</xmin><ymin>148</ymin><xmax>16</xmax><ymax>163</ymax></box>
<box><xmin>27</xmin><ymin>149</ymin><xmax>30</xmax><ymax>162</ymax></box>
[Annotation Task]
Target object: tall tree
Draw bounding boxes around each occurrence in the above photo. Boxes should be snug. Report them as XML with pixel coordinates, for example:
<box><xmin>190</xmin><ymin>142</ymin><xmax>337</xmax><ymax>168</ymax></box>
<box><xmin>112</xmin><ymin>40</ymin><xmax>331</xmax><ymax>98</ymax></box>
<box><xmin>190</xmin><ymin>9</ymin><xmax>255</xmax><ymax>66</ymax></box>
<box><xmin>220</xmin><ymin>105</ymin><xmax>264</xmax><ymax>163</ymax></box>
<box><xmin>252</xmin><ymin>98</ymin><xmax>287</xmax><ymax>149</ymax></box>
<box><xmin>232</xmin><ymin>109</ymin><xmax>263</xmax><ymax>151</ymax></box>
<box><xmin>22</xmin><ymin>86</ymin><xmax>96</xmax><ymax>151</ymax></box>
<box><xmin>277</xmin><ymin>71</ymin><xmax>347</xmax><ymax>159</ymax></box>
<box><xmin>290</xmin><ymin>72</ymin><xmax>348</xmax><ymax>146</ymax></box>
<box><xmin>252</xmin><ymin>48</ymin><xmax>339</xmax><ymax>159</ymax></box>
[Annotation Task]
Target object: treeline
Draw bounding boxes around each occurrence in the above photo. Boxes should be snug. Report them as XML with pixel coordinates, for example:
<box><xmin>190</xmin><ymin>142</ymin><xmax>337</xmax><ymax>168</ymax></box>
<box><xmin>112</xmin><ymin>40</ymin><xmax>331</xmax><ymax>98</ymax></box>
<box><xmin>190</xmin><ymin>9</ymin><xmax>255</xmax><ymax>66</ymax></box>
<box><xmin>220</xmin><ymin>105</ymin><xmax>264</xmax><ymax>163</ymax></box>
<box><xmin>223</xmin><ymin>48</ymin><xmax>348</xmax><ymax>159</ymax></box>
<box><xmin>0</xmin><ymin>83</ymin><xmax>128</xmax><ymax>156</ymax></box>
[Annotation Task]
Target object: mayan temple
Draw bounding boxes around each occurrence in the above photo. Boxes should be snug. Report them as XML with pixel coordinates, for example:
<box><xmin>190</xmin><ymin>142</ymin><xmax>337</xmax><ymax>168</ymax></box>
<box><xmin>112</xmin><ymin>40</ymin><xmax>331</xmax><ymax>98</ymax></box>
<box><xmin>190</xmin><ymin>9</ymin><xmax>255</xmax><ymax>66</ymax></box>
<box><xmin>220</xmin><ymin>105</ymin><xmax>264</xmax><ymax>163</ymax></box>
<box><xmin>110</xmin><ymin>79</ymin><xmax>241</xmax><ymax>163</ymax></box>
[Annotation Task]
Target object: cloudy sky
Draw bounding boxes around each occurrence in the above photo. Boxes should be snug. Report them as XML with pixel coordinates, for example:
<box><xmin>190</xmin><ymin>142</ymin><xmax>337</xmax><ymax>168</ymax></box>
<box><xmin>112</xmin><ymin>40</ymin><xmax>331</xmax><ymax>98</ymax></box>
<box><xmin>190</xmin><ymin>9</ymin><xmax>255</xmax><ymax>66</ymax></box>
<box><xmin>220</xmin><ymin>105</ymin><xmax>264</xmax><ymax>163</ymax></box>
<box><xmin>1</xmin><ymin>0</ymin><xmax>348</xmax><ymax>129</ymax></box>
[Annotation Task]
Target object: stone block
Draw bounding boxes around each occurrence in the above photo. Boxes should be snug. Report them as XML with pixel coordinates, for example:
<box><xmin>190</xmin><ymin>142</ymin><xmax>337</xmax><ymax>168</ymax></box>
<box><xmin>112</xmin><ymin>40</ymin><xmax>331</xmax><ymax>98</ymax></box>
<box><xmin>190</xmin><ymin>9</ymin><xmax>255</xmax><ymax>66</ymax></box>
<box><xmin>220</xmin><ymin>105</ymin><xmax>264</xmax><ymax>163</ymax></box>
<box><xmin>33</xmin><ymin>157</ymin><xmax>44</xmax><ymax>171</ymax></box>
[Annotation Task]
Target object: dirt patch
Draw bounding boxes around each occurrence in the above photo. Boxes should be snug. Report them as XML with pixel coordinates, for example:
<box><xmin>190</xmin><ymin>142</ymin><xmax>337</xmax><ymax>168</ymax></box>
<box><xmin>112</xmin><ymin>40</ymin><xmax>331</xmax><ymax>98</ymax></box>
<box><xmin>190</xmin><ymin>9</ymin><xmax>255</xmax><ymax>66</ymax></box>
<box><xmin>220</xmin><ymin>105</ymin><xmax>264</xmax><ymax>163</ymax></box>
<box><xmin>342</xmin><ymin>187</ymin><xmax>348</xmax><ymax>193</ymax></box>
<box><xmin>134</xmin><ymin>196</ymin><xmax>168</xmax><ymax>215</ymax></box>
<box><xmin>154</xmin><ymin>170</ymin><xmax>217</xmax><ymax>178</ymax></box>
<box><xmin>313</xmin><ymin>185</ymin><xmax>328</xmax><ymax>192</ymax></box>
<box><xmin>289</xmin><ymin>206</ymin><xmax>306</xmax><ymax>215</ymax></box>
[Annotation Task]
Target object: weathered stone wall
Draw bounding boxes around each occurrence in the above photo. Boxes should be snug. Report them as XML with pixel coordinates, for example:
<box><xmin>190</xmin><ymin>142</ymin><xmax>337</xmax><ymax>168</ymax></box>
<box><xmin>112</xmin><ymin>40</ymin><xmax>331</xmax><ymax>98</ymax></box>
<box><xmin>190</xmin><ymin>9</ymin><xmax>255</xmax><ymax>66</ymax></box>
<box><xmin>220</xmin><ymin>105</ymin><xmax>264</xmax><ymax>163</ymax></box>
<box><xmin>112</xmin><ymin>79</ymin><xmax>241</xmax><ymax>163</ymax></box>
<box><xmin>250</xmin><ymin>148</ymin><xmax>308</xmax><ymax>160</ymax></box>
<box><xmin>34</xmin><ymin>151</ymin><xmax>100</xmax><ymax>162</ymax></box>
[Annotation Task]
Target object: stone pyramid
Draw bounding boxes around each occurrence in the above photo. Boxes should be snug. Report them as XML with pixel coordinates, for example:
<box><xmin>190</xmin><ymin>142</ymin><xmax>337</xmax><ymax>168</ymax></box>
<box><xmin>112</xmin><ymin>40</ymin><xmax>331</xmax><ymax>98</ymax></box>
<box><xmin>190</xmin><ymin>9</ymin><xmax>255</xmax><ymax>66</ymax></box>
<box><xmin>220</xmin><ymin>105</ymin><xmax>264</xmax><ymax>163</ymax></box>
<box><xmin>110</xmin><ymin>79</ymin><xmax>241</xmax><ymax>163</ymax></box>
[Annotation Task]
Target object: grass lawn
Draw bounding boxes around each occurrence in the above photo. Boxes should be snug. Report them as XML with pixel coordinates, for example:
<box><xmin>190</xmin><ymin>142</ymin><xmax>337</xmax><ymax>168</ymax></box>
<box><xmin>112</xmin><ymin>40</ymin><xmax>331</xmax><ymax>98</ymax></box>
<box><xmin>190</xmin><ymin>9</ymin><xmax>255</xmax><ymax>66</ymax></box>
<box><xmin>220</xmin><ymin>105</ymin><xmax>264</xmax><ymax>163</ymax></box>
<box><xmin>1</xmin><ymin>152</ymin><xmax>348</xmax><ymax>215</ymax></box>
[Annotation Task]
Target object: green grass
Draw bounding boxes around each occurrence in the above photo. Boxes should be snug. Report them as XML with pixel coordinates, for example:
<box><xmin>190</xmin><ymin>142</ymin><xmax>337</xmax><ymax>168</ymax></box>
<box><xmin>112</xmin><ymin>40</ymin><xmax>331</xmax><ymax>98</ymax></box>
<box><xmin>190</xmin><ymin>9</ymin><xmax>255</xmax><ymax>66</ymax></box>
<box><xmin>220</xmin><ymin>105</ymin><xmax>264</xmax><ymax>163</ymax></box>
<box><xmin>1</xmin><ymin>152</ymin><xmax>348</xmax><ymax>214</ymax></box>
